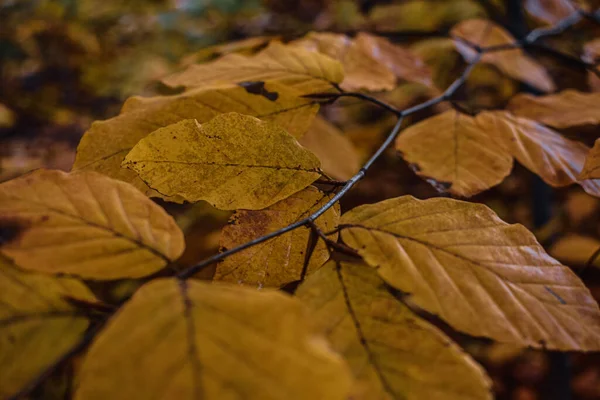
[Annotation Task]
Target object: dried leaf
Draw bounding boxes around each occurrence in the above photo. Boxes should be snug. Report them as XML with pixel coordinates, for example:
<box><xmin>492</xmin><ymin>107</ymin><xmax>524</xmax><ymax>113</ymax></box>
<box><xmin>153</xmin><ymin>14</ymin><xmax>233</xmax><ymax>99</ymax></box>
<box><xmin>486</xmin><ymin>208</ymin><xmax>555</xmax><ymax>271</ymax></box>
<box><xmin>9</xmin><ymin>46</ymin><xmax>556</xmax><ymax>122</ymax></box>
<box><xmin>340</xmin><ymin>196</ymin><xmax>600</xmax><ymax>350</ymax></box>
<box><xmin>525</xmin><ymin>0</ymin><xmax>578</xmax><ymax>24</ymax></box>
<box><xmin>299</xmin><ymin>117</ymin><xmax>361</xmax><ymax>181</ymax></box>
<box><xmin>123</xmin><ymin>114</ymin><xmax>322</xmax><ymax>210</ymax></box>
<box><xmin>507</xmin><ymin>91</ymin><xmax>600</xmax><ymax>129</ymax></box>
<box><xmin>476</xmin><ymin>111</ymin><xmax>600</xmax><ymax>196</ymax></box>
<box><xmin>0</xmin><ymin>169</ymin><xmax>184</xmax><ymax>279</ymax></box>
<box><xmin>0</xmin><ymin>256</ymin><xmax>96</xmax><ymax>398</ymax></box>
<box><xmin>395</xmin><ymin>110</ymin><xmax>514</xmax><ymax>197</ymax></box>
<box><xmin>73</xmin><ymin>82</ymin><xmax>319</xmax><ymax>199</ymax></box>
<box><xmin>162</xmin><ymin>42</ymin><xmax>344</xmax><ymax>95</ymax></box>
<box><xmin>353</xmin><ymin>33</ymin><xmax>434</xmax><ymax>88</ymax></box>
<box><xmin>75</xmin><ymin>279</ymin><xmax>352</xmax><ymax>400</ymax></box>
<box><xmin>215</xmin><ymin>186</ymin><xmax>339</xmax><ymax>288</ymax></box>
<box><xmin>580</xmin><ymin>139</ymin><xmax>600</xmax><ymax>179</ymax></box>
<box><xmin>451</xmin><ymin>19</ymin><xmax>556</xmax><ymax>92</ymax></box>
<box><xmin>292</xmin><ymin>32</ymin><xmax>397</xmax><ymax>92</ymax></box>
<box><xmin>296</xmin><ymin>260</ymin><xmax>493</xmax><ymax>400</ymax></box>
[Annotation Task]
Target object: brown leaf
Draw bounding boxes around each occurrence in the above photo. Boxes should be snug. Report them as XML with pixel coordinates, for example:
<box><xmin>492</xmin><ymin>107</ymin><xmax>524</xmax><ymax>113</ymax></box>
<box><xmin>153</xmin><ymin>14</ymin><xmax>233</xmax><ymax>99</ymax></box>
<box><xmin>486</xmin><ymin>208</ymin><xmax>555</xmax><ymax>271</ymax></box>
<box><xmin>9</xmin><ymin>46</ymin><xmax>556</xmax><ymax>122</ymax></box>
<box><xmin>0</xmin><ymin>169</ymin><xmax>184</xmax><ymax>279</ymax></box>
<box><xmin>549</xmin><ymin>234</ymin><xmax>600</xmax><ymax>268</ymax></box>
<box><xmin>296</xmin><ymin>260</ymin><xmax>493</xmax><ymax>400</ymax></box>
<box><xmin>215</xmin><ymin>186</ymin><xmax>340</xmax><ymax>288</ymax></box>
<box><xmin>507</xmin><ymin>91</ymin><xmax>600</xmax><ymax>129</ymax></box>
<box><xmin>451</xmin><ymin>19</ymin><xmax>556</xmax><ymax>92</ymax></box>
<box><xmin>395</xmin><ymin>110</ymin><xmax>514</xmax><ymax>197</ymax></box>
<box><xmin>75</xmin><ymin>279</ymin><xmax>353</xmax><ymax>400</ymax></box>
<box><xmin>580</xmin><ymin>138</ymin><xmax>600</xmax><ymax>179</ymax></box>
<box><xmin>299</xmin><ymin>116</ymin><xmax>361</xmax><ymax>181</ymax></box>
<box><xmin>340</xmin><ymin>196</ymin><xmax>600</xmax><ymax>350</ymax></box>
<box><xmin>583</xmin><ymin>39</ymin><xmax>600</xmax><ymax>92</ymax></box>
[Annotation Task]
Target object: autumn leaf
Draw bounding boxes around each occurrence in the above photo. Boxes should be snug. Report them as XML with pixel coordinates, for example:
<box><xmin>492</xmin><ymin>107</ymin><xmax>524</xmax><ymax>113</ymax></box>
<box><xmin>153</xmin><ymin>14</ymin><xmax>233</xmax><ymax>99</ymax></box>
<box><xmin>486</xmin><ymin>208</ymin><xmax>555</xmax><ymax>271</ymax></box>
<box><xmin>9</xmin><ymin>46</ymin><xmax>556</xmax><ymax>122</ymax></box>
<box><xmin>162</xmin><ymin>42</ymin><xmax>344</xmax><ymax>95</ymax></box>
<box><xmin>296</xmin><ymin>260</ymin><xmax>493</xmax><ymax>400</ymax></box>
<box><xmin>215</xmin><ymin>186</ymin><xmax>339</xmax><ymax>288</ymax></box>
<box><xmin>549</xmin><ymin>234</ymin><xmax>600</xmax><ymax>268</ymax></box>
<box><xmin>396</xmin><ymin>110</ymin><xmax>600</xmax><ymax>197</ymax></box>
<box><xmin>0</xmin><ymin>256</ymin><xmax>96</xmax><ymax>398</ymax></box>
<box><xmin>395</xmin><ymin>110</ymin><xmax>514</xmax><ymax>197</ymax></box>
<box><xmin>451</xmin><ymin>19</ymin><xmax>556</xmax><ymax>92</ymax></box>
<box><xmin>73</xmin><ymin>82</ymin><xmax>319</xmax><ymax>199</ymax></box>
<box><xmin>123</xmin><ymin>113</ymin><xmax>322</xmax><ymax>210</ymax></box>
<box><xmin>75</xmin><ymin>279</ymin><xmax>352</xmax><ymax>400</ymax></box>
<box><xmin>580</xmin><ymin>139</ymin><xmax>600</xmax><ymax>179</ymax></box>
<box><xmin>0</xmin><ymin>169</ymin><xmax>184</xmax><ymax>279</ymax></box>
<box><xmin>340</xmin><ymin>196</ymin><xmax>600</xmax><ymax>350</ymax></box>
<box><xmin>507</xmin><ymin>91</ymin><xmax>600</xmax><ymax>129</ymax></box>
<box><xmin>476</xmin><ymin>111</ymin><xmax>600</xmax><ymax>197</ymax></box>
<box><xmin>292</xmin><ymin>32</ymin><xmax>401</xmax><ymax>92</ymax></box>
<box><xmin>299</xmin><ymin>116</ymin><xmax>361</xmax><ymax>181</ymax></box>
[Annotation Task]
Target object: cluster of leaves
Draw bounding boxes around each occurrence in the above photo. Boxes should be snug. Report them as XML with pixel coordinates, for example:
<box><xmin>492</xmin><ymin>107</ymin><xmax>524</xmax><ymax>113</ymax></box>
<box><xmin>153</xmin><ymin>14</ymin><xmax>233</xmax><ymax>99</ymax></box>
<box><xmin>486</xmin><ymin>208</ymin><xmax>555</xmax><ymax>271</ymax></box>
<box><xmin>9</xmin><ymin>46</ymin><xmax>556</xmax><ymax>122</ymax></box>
<box><xmin>3</xmin><ymin>1</ymin><xmax>600</xmax><ymax>399</ymax></box>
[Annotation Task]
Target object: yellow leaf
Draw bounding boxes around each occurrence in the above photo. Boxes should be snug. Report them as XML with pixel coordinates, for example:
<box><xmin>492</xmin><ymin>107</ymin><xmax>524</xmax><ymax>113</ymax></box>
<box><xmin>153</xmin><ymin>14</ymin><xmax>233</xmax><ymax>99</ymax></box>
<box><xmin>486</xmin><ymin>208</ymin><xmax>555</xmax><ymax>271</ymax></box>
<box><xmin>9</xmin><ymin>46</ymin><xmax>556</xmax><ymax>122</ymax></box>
<box><xmin>299</xmin><ymin>116</ymin><xmax>361</xmax><ymax>181</ymax></box>
<box><xmin>296</xmin><ymin>260</ymin><xmax>493</xmax><ymax>400</ymax></box>
<box><xmin>180</xmin><ymin>36</ymin><xmax>275</xmax><ymax>65</ymax></box>
<box><xmin>123</xmin><ymin>114</ymin><xmax>322</xmax><ymax>210</ymax></box>
<box><xmin>0</xmin><ymin>256</ymin><xmax>96</xmax><ymax>398</ymax></box>
<box><xmin>507</xmin><ymin>91</ymin><xmax>600</xmax><ymax>129</ymax></box>
<box><xmin>73</xmin><ymin>82</ymin><xmax>319</xmax><ymax>199</ymax></box>
<box><xmin>162</xmin><ymin>42</ymin><xmax>344</xmax><ymax>95</ymax></box>
<box><xmin>0</xmin><ymin>103</ymin><xmax>15</xmax><ymax>128</ymax></box>
<box><xmin>75</xmin><ymin>279</ymin><xmax>353</xmax><ymax>400</ymax></box>
<box><xmin>451</xmin><ymin>19</ymin><xmax>556</xmax><ymax>92</ymax></box>
<box><xmin>215</xmin><ymin>186</ymin><xmax>340</xmax><ymax>288</ymax></box>
<box><xmin>0</xmin><ymin>169</ymin><xmax>184</xmax><ymax>279</ymax></box>
<box><xmin>395</xmin><ymin>110</ymin><xmax>514</xmax><ymax>197</ymax></box>
<box><xmin>340</xmin><ymin>196</ymin><xmax>600</xmax><ymax>350</ymax></box>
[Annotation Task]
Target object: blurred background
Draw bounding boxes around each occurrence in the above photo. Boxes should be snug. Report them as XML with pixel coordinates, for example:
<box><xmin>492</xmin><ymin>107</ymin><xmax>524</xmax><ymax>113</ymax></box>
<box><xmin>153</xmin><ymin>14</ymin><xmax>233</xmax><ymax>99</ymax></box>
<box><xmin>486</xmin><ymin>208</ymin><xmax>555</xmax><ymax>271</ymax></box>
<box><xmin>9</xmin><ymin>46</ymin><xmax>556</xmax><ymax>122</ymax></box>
<box><xmin>1</xmin><ymin>1</ymin><xmax>600</xmax><ymax>399</ymax></box>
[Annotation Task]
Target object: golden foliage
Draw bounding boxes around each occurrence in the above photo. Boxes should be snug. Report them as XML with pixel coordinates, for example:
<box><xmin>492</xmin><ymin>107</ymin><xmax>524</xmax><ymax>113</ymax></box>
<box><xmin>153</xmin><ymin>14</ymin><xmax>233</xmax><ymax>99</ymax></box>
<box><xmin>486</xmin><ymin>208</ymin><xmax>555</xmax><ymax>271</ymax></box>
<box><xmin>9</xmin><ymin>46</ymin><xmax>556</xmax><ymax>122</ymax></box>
<box><xmin>73</xmin><ymin>82</ymin><xmax>319</xmax><ymax>199</ymax></box>
<box><xmin>0</xmin><ymin>256</ymin><xmax>96</xmax><ymax>398</ymax></box>
<box><xmin>340</xmin><ymin>196</ymin><xmax>600</xmax><ymax>350</ymax></box>
<box><xmin>0</xmin><ymin>169</ymin><xmax>184</xmax><ymax>279</ymax></box>
<box><xmin>75</xmin><ymin>279</ymin><xmax>353</xmax><ymax>400</ymax></box>
<box><xmin>162</xmin><ymin>42</ymin><xmax>344</xmax><ymax>95</ymax></box>
<box><xmin>123</xmin><ymin>113</ymin><xmax>322</xmax><ymax>210</ymax></box>
<box><xmin>215</xmin><ymin>186</ymin><xmax>339</xmax><ymax>288</ymax></box>
<box><xmin>296</xmin><ymin>260</ymin><xmax>493</xmax><ymax>400</ymax></box>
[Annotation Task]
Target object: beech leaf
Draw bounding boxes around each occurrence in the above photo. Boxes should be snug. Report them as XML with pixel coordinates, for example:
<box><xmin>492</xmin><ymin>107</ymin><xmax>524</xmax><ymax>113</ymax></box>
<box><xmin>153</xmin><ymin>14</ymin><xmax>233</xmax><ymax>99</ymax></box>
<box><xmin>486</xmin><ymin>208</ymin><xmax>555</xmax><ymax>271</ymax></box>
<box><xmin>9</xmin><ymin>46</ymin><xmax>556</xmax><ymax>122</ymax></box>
<box><xmin>340</xmin><ymin>196</ymin><xmax>600</xmax><ymax>350</ymax></box>
<box><xmin>123</xmin><ymin>113</ymin><xmax>322</xmax><ymax>210</ymax></box>
<box><xmin>451</xmin><ymin>19</ymin><xmax>556</xmax><ymax>92</ymax></box>
<box><xmin>299</xmin><ymin>117</ymin><xmax>361</xmax><ymax>181</ymax></box>
<box><xmin>0</xmin><ymin>256</ymin><xmax>96</xmax><ymax>398</ymax></box>
<box><xmin>75</xmin><ymin>279</ymin><xmax>353</xmax><ymax>400</ymax></box>
<box><xmin>395</xmin><ymin>110</ymin><xmax>514</xmax><ymax>197</ymax></box>
<box><xmin>507</xmin><ymin>91</ymin><xmax>600</xmax><ymax>129</ymax></box>
<box><xmin>296</xmin><ymin>260</ymin><xmax>493</xmax><ymax>400</ymax></box>
<box><xmin>525</xmin><ymin>0</ymin><xmax>577</xmax><ymax>24</ymax></box>
<box><xmin>0</xmin><ymin>169</ymin><xmax>184</xmax><ymax>279</ymax></box>
<box><xmin>215</xmin><ymin>186</ymin><xmax>340</xmax><ymax>288</ymax></box>
<box><xmin>162</xmin><ymin>42</ymin><xmax>344</xmax><ymax>95</ymax></box>
<box><xmin>580</xmin><ymin>139</ymin><xmax>600</xmax><ymax>180</ymax></box>
<box><xmin>73</xmin><ymin>82</ymin><xmax>319</xmax><ymax>199</ymax></box>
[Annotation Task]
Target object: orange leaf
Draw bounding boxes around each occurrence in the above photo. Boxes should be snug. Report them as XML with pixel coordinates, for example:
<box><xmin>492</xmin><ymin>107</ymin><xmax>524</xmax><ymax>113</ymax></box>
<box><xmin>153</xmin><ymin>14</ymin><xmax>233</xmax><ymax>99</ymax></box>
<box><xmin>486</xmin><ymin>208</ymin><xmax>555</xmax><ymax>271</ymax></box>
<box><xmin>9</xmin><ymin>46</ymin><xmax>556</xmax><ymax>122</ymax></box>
<box><xmin>451</xmin><ymin>19</ymin><xmax>556</xmax><ymax>92</ymax></box>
